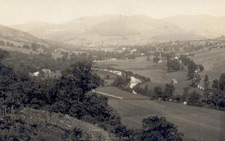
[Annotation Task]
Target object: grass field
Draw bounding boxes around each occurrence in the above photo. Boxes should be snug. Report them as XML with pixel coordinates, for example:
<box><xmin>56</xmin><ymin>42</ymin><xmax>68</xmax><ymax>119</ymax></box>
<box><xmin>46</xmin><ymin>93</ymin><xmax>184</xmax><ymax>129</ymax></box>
<box><xmin>96</xmin><ymin>86</ymin><xmax>225</xmax><ymax>141</ymax></box>
<box><xmin>191</xmin><ymin>48</ymin><xmax>225</xmax><ymax>81</ymax></box>
<box><xmin>97</xmin><ymin>57</ymin><xmax>191</xmax><ymax>95</ymax></box>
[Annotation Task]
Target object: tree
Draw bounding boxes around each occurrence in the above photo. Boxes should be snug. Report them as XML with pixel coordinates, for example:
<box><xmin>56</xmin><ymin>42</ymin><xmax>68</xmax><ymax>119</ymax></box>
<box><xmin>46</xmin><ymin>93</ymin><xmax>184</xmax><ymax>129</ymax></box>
<box><xmin>187</xmin><ymin>60</ymin><xmax>197</xmax><ymax>80</ymax></box>
<box><xmin>219</xmin><ymin>73</ymin><xmax>225</xmax><ymax>90</ymax></box>
<box><xmin>208</xmin><ymin>74</ymin><xmax>225</xmax><ymax>109</ymax></box>
<box><xmin>113</xmin><ymin>125</ymin><xmax>130</xmax><ymax>138</ymax></box>
<box><xmin>204</xmin><ymin>75</ymin><xmax>210</xmax><ymax>89</ymax></box>
<box><xmin>212</xmin><ymin>79</ymin><xmax>219</xmax><ymax>90</ymax></box>
<box><xmin>153</xmin><ymin>86</ymin><xmax>163</xmax><ymax>99</ymax></box>
<box><xmin>153</xmin><ymin>56</ymin><xmax>160</xmax><ymax>63</ymax></box>
<box><xmin>22</xmin><ymin>44</ymin><xmax>30</xmax><ymax>49</ymax></box>
<box><xmin>47</xmin><ymin>61</ymin><xmax>126</xmax><ymax>136</ymax></box>
<box><xmin>191</xmin><ymin>73</ymin><xmax>201</xmax><ymax>87</ymax></box>
<box><xmin>50</xmin><ymin>60</ymin><xmax>101</xmax><ymax>114</ymax></box>
<box><xmin>167</xmin><ymin>59</ymin><xmax>180</xmax><ymax>72</ymax></box>
<box><xmin>112</xmin><ymin>74</ymin><xmax>131</xmax><ymax>90</ymax></box>
<box><xmin>179</xmin><ymin>55</ymin><xmax>190</xmax><ymax>66</ymax></box>
<box><xmin>182</xmin><ymin>87</ymin><xmax>189</xmax><ymax>101</ymax></box>
<box><xmin>163</xmin><ymin>83</ymin><xmax>175</xmax><ymax>100</ymax></box>
<box><xmin>203</xmin><ymin>75</ymin><xmax>211</xmax><ymax>103</ymax></box>
<box><xmin>198</xmin><ymin>65</ymin><xmax>204</xmax><ymax>72</ymax></box>
<box><xmin>31</xmin><ymin>42</ymin><xmax>40</xmax><ymax>51</ymax></box>
<box><xmin>188</xmin><ymin>91</ymin><xmax>202</xmax><ymax>106</ymax></box>
<box><xmin>141</xmin><ymin>116</ymin><xmax>183</xmax><ymax>141</ymax></box>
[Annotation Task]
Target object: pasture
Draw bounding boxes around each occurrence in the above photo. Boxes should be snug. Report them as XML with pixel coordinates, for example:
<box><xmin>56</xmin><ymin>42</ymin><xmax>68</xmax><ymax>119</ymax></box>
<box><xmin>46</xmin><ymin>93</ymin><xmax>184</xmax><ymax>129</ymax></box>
<box><xmin>191</xmin><ymin>48</ymin><xmax>225</xmax><ymax>81</ymax></box>
<box><xmin>96</xmin><ymin>86</ymin><xmax>225</xmax><ymax>141</ymax></box>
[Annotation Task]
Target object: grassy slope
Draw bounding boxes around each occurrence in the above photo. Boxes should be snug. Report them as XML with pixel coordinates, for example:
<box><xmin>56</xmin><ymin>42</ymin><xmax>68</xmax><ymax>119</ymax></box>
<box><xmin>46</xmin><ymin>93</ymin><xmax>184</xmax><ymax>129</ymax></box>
<box><xmin>96</xmin><ymin>86</ymin><xmax>225</xmax><ymax>141</ymax></box>
<box><xmin>7</xmin><ymin>108</ymin><xmax>111</xmax><ymax>141</ymax></box>
<box><xmin>191</xmin><ymin>48</ymin><xmax>225</xmax><ymax>81</ymax></box>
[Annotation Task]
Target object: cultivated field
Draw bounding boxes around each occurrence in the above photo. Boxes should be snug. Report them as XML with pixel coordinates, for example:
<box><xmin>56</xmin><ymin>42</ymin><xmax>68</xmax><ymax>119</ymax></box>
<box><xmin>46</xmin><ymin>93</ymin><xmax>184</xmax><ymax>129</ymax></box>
<box><xmin>96</xmin><ymin>86</ymin><xmax>225</xmax><ymax>141</ymax></box>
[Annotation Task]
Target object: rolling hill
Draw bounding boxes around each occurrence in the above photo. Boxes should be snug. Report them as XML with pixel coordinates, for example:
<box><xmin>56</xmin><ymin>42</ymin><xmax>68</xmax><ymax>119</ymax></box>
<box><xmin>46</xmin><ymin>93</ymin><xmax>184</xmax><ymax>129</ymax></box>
<box><xmin>0</xmin><ymin>24</ymin><xmax>48</xmax><ymax>54</ymax></box>
<box><xmin>0</xmin><ymin>24</ymin><xmax>77</xmax><ymax>55</ymax></box>
<box><xmin>10</xmin><ymin>15</ymin><xmax>204</xmax><ymax>46</ymax></box>
<box><xmin>164</xmin><ymin>15</ymin><xmax>225</xmax><ymax>39</ymax></box>
<box><xmin>0</xmin><ymin>24</ymin><xmax>39</xmax><ymax>42</ymax></box>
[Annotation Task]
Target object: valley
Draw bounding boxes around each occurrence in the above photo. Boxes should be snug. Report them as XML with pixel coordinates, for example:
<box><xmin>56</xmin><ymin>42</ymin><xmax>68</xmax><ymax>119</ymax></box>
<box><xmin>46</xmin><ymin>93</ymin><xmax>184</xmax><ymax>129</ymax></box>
<box><xmin>0</xmin><ymin>10</ymin><xmax>225</xmax><ymax>141</ymax></box>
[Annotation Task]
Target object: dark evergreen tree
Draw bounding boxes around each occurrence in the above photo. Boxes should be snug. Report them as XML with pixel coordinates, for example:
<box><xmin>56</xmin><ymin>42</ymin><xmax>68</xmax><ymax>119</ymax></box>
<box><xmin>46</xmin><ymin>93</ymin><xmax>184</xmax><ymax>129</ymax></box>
<box><xmin>187</xmin><ymin>60</ymin><xmax>197</xmax><ymax>80</ymax></box>
<box><xmin>202</xmin><ymin>75</ymin><xmax>211</xmax><ymax>104</ymax></box>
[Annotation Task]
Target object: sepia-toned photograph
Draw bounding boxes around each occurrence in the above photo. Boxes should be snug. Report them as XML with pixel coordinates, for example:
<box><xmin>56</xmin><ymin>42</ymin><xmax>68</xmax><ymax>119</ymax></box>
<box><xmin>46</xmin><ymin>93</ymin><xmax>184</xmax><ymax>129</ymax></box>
<box><xmin>0</xmin><ymin>0</ymin><xmax>225</xmax><ymax>140</ymax></box>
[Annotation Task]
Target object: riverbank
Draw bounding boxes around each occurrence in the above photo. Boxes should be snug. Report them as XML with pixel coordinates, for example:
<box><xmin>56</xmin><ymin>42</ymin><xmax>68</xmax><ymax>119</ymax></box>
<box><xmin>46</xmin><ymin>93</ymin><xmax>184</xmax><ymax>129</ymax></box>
<box><xmin>94</xmin><ymin>68</ymin><xmax>146</xmax><ymax>94</ymax></box>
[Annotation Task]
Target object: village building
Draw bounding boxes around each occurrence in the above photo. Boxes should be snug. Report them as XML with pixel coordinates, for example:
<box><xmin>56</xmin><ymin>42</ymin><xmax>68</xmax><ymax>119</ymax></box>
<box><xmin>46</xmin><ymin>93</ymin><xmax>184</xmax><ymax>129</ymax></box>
<box><xmin>30</xmin><ymin>69</ymin><xmax>62</xmax><ymax>79</ymax></box>
<box><xmin>41</xmin><ymin>69</ymin><xmax>52</xmax><ymax>78</ymax></box>
<box><xmin>30</xmin><ymin>71</ymin><xmax>40</xmax><ymax>77</ymax></box>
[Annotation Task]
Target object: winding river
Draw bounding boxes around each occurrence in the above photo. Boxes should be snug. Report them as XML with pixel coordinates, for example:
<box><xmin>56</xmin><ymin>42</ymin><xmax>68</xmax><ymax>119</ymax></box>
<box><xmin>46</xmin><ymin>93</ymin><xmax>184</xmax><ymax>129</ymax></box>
<box><xmin>97</xmin><ymin>68</ymin><xmax>142</xmax><ymax>94</ymax></box>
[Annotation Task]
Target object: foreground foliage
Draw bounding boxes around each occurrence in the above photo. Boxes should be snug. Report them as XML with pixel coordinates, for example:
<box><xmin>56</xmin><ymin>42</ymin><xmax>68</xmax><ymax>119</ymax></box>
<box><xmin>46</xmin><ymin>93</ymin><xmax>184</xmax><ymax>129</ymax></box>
<box><xmin>0</xmin><ymin>49</ymin><xmax>184</xmax><ymax>140</ymax></box>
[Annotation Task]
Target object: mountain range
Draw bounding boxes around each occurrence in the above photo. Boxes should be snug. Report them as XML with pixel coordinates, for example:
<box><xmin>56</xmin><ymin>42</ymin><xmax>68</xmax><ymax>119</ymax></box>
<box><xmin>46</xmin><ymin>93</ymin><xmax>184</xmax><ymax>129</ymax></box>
<box><xmin>5</xmin><ymin>15</ymin><xmax>225</xmax><ymax>46</ymax></box>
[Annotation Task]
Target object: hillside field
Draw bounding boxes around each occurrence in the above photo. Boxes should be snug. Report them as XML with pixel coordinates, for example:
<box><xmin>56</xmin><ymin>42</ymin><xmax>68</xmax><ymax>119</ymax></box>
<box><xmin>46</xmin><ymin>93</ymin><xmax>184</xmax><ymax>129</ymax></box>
<box><xmin>191</xmin><ymin>48</ymin><xmax>225</xmax><ymax>81</ymax></box>
<box><xmin>96</xmin><ymin>86</ymin><xmax>225</xmax><ymax>141</ymax></box>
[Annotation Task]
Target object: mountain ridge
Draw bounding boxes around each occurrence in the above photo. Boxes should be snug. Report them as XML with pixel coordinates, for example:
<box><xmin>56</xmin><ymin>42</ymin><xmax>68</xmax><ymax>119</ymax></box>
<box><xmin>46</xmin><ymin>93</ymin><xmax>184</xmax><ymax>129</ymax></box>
<box><xmin>7</xmin><ymin>15</ymin><xmax>225</xmax><ymax>46</ymax></box>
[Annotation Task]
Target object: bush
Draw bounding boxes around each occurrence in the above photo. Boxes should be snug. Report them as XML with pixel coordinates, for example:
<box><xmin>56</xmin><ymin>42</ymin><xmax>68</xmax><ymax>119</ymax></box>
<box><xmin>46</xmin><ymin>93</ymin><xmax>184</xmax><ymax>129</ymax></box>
<box><xmin>139</xmin><ymin>116</ymin><xmax>183</xmax><ymax>141</ymax></box>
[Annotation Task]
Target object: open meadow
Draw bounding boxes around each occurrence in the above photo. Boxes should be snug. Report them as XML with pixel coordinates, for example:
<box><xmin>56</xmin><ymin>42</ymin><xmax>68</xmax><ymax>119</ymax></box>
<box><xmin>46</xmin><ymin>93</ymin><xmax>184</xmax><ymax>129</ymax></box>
<box><xmin>191</xmin><ymin>48</ymin><xmax>225</xmax><ymax>81</ymax></box>
<box><xmin>96</xmin><ymin>86</ymin><xmax>225</xmax><ymax>141</ymax></box>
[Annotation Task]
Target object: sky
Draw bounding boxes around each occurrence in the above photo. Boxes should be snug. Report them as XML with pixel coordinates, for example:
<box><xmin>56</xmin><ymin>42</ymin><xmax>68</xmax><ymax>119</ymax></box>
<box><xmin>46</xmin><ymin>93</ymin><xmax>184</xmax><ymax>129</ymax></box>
<box><xmin>0</xmin><ymin>0</ymin><xmax>225</xmax><ymax>25</ymax></box>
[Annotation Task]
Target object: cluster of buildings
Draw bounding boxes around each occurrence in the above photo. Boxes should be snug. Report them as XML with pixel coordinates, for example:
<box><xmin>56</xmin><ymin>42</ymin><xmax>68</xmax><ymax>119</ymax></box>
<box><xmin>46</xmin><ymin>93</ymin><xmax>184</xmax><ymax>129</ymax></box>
<box><xmin>30</xmin><ymin>69</ymin><xmax>62</xmax><ymax>79</ymax></box>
